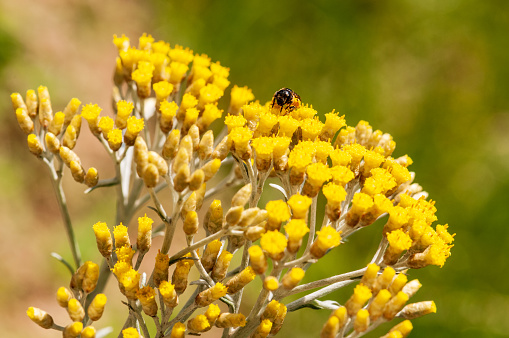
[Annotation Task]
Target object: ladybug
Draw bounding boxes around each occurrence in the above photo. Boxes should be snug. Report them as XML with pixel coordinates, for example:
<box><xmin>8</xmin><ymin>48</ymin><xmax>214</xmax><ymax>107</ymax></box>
<box><xmin>271</xmin><ymin>88</ymin><xmax>301</xmax><ymax>115</ymax></box>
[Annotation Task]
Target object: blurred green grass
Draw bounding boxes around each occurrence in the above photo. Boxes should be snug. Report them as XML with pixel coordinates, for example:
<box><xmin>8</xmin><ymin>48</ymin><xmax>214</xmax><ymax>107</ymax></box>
<box><xmin>1</xmin><ymin>0</ymin><xmax>508</xmax><ymax>336</ymax></box>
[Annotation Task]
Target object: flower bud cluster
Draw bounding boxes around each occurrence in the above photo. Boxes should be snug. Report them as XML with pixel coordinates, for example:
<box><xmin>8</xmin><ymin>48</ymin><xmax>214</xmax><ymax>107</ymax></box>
<box><xmin>320</xmin><ymin>263</ymin><xmax>436</xmax><ymax>337</ymax></box>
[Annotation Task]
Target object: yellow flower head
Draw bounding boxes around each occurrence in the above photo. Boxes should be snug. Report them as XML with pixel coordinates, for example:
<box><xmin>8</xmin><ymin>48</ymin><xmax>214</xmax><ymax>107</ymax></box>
<box><xmin>168</xmin><ymin>61</ymin><xmax>189</xmax><ymax>84</ymax></box>
<box><xmin>153</xmin><ymin>80</ymin><xmax>174</xmax><ymax>101</ymax></box>
<box><xmin>330</xmin><ymin>165</ymin><xmax>355</xmax><ymax>186</ymax></box>
<box><xmin>322</xmin><ymin>183</ymin><xmax>347</xmax><ymax>207</ymax></box>
<box><xmin>160</xmin><ymin>100</ymin><xmax>178</xmax><ymax>119</ymax></box>
<box><xmin>260</xmin><ymin>230</ymin><xmax>288</xmax><ymax>258</ymax></box>
<box><xmin>284</xmin><ymin>219</ymin><xmax>309</xmax><ymax>241</ymax></box>
<box><xmin>301</xmin><ymin>117</ymin><xmax>324</xmax><ymax>141</ymax></box>
<box><xmin>169</xmin><ymin>45</ymin><xmax>194</xmax><ymax>65</ymax></box>
<box><xmin>126</xmin><ymin>116</ymin><xmax>145</xmax><ymax>135</ymax></box>
<box><xmin>210</xmin><ymin>61</ymin><xmax>230</xmax><ymax>78</ymax></box>
<box><xmin>82</xmin><ymin>104</ymin><xmax>102</xmax><ymax>124</ymax></box>
<box><xmin>242</xmin><ymin>102</ymin><xmax>265</xmax><ymax>122</ymax></box>
<box><xmin>251</xmin><ymin>137</ymin><xmax>275</xmax><ymax>161</ymax></box>
<box><xmin>257</xmin><ymin>110</ymin><xmax>278</xmax><ymax>135</ymax></box>
<box><xmin>152</xmin><ymin>40</ymin><xmax>170</xmax><ymax>54</ymax></box>
<box><xmin>117</xmin><ymin>100</ymin><xmax>134</xmax><ymax>119</ymax></box>
<box><xmin>201</xmin><ymin>103</ymin><xmax>223</xmax><ymax>127</ymax></box>
<box><xmin>278</xmin><ymin>115</ymin><xmax>300</xmax><ymax>137</ymax></box>
<box><xmin>225</xmin><ymin>114</ymin><xmax>247</xmax><ymax>132</ymax></box>
<box><xmin>266</xmin><ymin>200</ymin><xmax>291</xmax><ymax>225</ymax></box>
<box><xmin>387</xmin><ymin>229</ymin><xmax>413</xmax><ymax>252</ymax></box>
<box><xmin>230</xmin><ymin>85</ymin><xmax>255</xmax><ymax>110</ymax></box>
<box><xmin>132</xmin><ymin>61</ymin><xmax>155</xmax><ymax>86</ymax></box>
<box><xmin>306</xmin><ymin>162</ymin><xmax>332</xmax><ymax>188</ymax></box>
<box><xmin>291</xmin><ymin>104</ymin><xmax>317</xmax><ymax>120</ymax></box>
<box><xmin>287</xmin><ymin>194</ymin><xmax>312</xmax><ymax>219</ymax></box>
<box><xmin>138</xmin><ymin>33</ymin><xmax>154</xmax><ymax>50</ymax></box>
<box><xmin>113</xmin><ymin>34</ymin><xmax>130</xmax><ymax>51</ymax></box>
<box><xmin>199</xmin><ymin>83</ymin><xmax>224</xmax><ymax>105</ymax></box>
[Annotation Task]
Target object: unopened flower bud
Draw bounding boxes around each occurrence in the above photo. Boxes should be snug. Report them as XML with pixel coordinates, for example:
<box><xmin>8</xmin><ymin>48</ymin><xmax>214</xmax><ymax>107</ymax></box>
<box><xmin>389</xmin><ymin>273</ymin><xmax>408</xmax><ymax>296</ymax></box>
<box><xmin>212</xmin><ymin>135</ymin><xmax>229</xmax><ymax>160</ymax></box>
<box><xmin>263</xmin><ymin>276</ymin><xmax>279</xmax><ymax>291</ymax></box>
<box><xmin>360</xmin><ymin>263</ymin><xmax>380</xmax><ymax>290</ymax></box>
<box><xmin>199</xmin><ymin>130</ymin><xmax>214</xmax><ymax>160</ymax></box>
<box><xmin>353</xmin><ymin>309</ymin><xmax>369</xmax><ymax>333</ymax></box>
<box><xmin>205</xmin><ymin>200</ymin><xmax>223</xmax><ymax>234</ymax></box>
<box><xmin>226</xmin><ymin>206</ymin><xmax>244</xmax><ymax>227</ymax></box>
<box><xmin>148</xmin><ymin>151</ymin><xmax>168</xmax><ymax>177</ymax></box>
<box><xmin>225</xmin><ymin>266</ymin><xmax>256</xmax><ymax>294</ymax></box>
<box><xmin>211</xmin><ymin>250</ymin><xmax>233</xmax><ymax>281</ymax></box>
<box><xmin>172</xmin><ymin>254</ymin><xmax>193</xmax><ymax>294</ymax></box>
<box><xmin>63</xmin><ymin>97</ymin><xmax>81</xmax><ymax>125</ymax></box>
<box><xmin>67</xmin><ymin>298</ymin><xmax>85</xmax><ymax>322</ymax></box>
<box><xmin>248</xmin><ymin>245</ymin><xmax>267</xmax><ymax>274</ymax></box>
<box><xmin>402</xmin><ymin>279</ymin><xmax>422</xmax><ymax>298</ymax></box>
<box><xmin>56</xmin><ymin>287</ymin><xmax>73</xmax><ymax>307</ymax></box>
<box><xmin>282</xmin><ymin>267</ymin><xmax>305</xmax><ymax>290</ymax></box>
<box><xmin>345</xmin><ymin>284</ymin><xmax>372</xmax><ymax>316</ymax></box>
<box><xmin>154</xmin><ymin>251</ymin><xmax>170</xmax><ymax>287</ymax></box>
<box><xmin>368</xmin><ymin>289</ymin><xmax>392</xmax><ymax>321</ymax></box>
<box><xmin>385</xmin><ymin>320</ymin><xmax>413</xmax><ymax>338</ymax></box>
<box><xmin>85</xmin><ymin>167</ymin><xmax>99</xmax><ymax>187</ymax></box>
<box><xmin>83</xmin><ymin>261</ymin><xmax>99</xmax><ymax>293</ymax></box>
<box><xmin>88</xmin><ymin>294</ymin><xmax>107</xmax><ymax>321</ymax></box>
<box><xmin>195</xmin><ymin>283</ymin><xmax>228</xmax><ymax>307</ymax></box>
<box><xmin>27</xmin><ymin>134</ymin><xmax>43</xmax><ymax>156</ymax></box>
<box><xmin>183</xmin><ymin>210</ymin><xmax>199</xmax><ymax>235</ymax></box>
<box><xmin>15</xmin><ymin>108</ymin><xmax>34</xmax><ymax>134</ymax></box>
<box><xmin>372</xmin><ymin>267</ymin><xmax>396</xmax><ymax>295</ymax></box>
<box><xmin>399</xmin><ymin>301</ymin><xmax>436</xmax><ymax>320</ymax></box>
<box><xmin>25</xmin><ymin>90</ymin><xmax>38</xmax><ymax>118</ymax></box>
<box><xmin>63</xmin><ymin>125</ymin><xmax>78</xmax><ymax>150</ymax></box>
<box><xmin>201</xmin><ymin>239</ymin><xmax>222</xmax><ymax>272</ymax></box>
<box><xmin>253</xmin><ymin>319</ymin><xmax>272</xmax><ymax>338</ymax></box>
<box><xmin>202</xmin><ymin>158</ymin><xmax>221</xmax><ymax>181</ymax></box>
<box><xmin>63</xmin><ymin>322</ymin><xmax>83</xmax><ymax>338</ymax></box>
<box><xmin>92</xmin><ymin>222</ymin><xmax>112</xmax><ymax>257</ymax></box>
<box><xmin>383</xmin><ymin>291</ymin><xmax>409</xmax><ymax>320</ymax></box>
<box><xmin>70</xmin><ymin>161</ymin><xmax>85</xmax><ymax>183</ymax></box>
<box><xmin>81</xmin><ymin>326</ymin><xmax>96</xmax><ymax>338</ymax></box>
<box><xmin>232</xmin><ymin>184</ymin><xmax>252</xmax><ymax>207</ymax></box>
<box><xmin>215</xmin><ymin>313</ymin><xmax>247</xmax><ymax>328</ymax></box>
<box><xmin>188</xmin><ymin>169</ymin><xmax>204</xmax><ymax>191</ymax></box>
<box><xmin>321</xmin><ymin>315</ymin><xmax>340</xmax><ymax>338</ymax></box>
<box><xmin>45</xmin><ymin>132</ymin><xmax>61</xmax><ymax>154</ymax></box>
<box><xmin>143</xmin><ymin>163</ymin><xmax>159</xmax><ymax>188</ymax></box>
<box><xmin>48</xmin><ymin>111</ymin><xmax>65</xmax><ymax>135</ymax></box>
<box><xmin>173</xmin><ymin>165</ymin><xmax>190</xmax><ymax>192</ymax></box>
<box><xmin>59</xmin><ymin>146</ymin><xmax>81</xmax><ymax>167</ymax></box>
<box><xmin>244</xmin><ymin>225</ymin><xmax>266</xmax><ymax>241</ymax></box>
<box><xmin>27</xmin><ymin>307</ymin><xmax>53</xmax><ymax>329</ymax></box>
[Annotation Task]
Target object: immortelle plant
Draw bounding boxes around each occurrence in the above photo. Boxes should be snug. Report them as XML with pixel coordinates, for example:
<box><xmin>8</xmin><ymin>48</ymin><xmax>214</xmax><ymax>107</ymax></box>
<box><xmin>12</xmin><ymin>33</ymin><xmax>454</xmax><ymax>338</ymax></box>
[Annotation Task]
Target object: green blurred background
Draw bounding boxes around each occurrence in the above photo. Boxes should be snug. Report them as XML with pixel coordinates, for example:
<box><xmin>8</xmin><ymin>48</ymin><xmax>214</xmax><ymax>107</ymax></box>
<box><xmin>1</xmin><ymin>0</ymin><xmax>508</xmax><ymax>337</ymax></box>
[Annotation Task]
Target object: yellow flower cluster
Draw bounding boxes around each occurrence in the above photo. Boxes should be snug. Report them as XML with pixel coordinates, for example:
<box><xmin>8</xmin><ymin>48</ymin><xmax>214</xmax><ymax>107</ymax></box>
<box><xmin>17</xmin><ymin>33</ymin><xmax>453</xmax><ymax>337</ymax></box>
<box><xmin>27</xmin><ymin>260</ymin><xmax>105</xmax><ymax>336</ymax></box>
